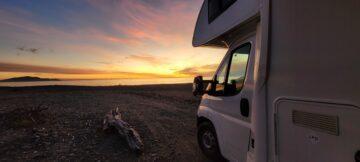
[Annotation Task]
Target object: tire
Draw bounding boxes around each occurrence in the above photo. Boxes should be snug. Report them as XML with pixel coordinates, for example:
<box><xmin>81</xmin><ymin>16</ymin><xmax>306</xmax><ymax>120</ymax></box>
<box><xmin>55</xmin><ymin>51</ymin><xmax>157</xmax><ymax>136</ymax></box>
<box><xmin>197</xmin><ymin>122</ymin><xmax>226</xmax><ymax>161</ymax></box>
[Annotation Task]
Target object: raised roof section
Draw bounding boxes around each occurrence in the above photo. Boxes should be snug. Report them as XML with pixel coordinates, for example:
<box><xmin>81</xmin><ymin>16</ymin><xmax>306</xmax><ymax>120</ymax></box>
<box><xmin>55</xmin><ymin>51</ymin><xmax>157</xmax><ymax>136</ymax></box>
<box><xmin>192</xmin><ymin>0</ymin><xmax>260</xmax><ymax>47</ymax></box>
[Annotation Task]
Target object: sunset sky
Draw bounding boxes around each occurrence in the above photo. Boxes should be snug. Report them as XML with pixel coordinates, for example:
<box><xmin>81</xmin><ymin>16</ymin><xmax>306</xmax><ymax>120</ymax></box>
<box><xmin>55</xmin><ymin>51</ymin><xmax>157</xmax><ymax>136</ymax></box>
<box><xmin>0</xmin><ymin>0</ymin><xmax>226</xmax><ymax>80</ymax></box>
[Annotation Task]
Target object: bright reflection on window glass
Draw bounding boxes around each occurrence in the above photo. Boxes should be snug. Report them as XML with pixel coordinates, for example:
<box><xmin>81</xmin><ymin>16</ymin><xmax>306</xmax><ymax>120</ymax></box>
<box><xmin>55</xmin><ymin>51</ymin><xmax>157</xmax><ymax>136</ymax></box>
<box><xmin>215</xmin><ymin>60</ymin><xmax>228</xmax><ymax>93</ymax></box>
<box><xmin>227</xmin><ymin>43</ymin><xmax>251</xmax><ymax>94</ymax></box>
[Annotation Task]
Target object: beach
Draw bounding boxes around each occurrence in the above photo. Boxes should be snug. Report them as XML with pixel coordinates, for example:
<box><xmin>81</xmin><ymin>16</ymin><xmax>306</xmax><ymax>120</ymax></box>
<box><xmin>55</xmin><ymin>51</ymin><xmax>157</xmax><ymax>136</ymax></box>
<box><xmin>0</xmin><ymin>84</ymin><xmax>209</xmax><ymax>161</ymax></box>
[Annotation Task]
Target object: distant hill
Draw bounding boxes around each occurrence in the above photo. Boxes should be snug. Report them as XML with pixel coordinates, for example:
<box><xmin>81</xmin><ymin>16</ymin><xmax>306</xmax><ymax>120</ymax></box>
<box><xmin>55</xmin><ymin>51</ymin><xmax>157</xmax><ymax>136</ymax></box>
<box><xmin>0</xmin><ymin>76</ymin><xmax>60</xmax><ymax>82</ymax></box>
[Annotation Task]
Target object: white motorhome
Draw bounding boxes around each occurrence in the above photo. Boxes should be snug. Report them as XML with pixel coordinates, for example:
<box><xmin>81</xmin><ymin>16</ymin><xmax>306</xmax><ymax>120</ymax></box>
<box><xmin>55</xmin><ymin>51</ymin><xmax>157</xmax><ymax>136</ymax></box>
<box><xmin>192</xmin><ymin>0</ymin><xmax>360</xmax><ymax>162</ymax></box>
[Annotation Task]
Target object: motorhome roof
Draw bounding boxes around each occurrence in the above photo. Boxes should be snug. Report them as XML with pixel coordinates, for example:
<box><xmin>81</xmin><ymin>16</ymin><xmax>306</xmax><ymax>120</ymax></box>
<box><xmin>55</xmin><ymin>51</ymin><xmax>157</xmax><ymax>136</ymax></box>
<box><xmin>192</xmin><ymin>0</ymin><xmax>260</xmax><ymax>48</ymax></box>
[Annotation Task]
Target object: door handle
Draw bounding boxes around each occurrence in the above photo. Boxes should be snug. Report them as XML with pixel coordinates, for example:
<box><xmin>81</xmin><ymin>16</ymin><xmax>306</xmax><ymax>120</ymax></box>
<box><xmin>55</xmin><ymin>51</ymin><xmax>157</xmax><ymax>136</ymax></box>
<box><xmin>240</xmin><ymin>98</ymin><xmax>250</xmax><ymax>117</ymax></box>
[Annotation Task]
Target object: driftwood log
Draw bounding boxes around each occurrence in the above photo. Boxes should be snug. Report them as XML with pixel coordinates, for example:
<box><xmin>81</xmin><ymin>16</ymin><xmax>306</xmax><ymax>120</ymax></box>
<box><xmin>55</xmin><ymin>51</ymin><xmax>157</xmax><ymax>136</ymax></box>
<box><xmin>103</xmin><ymin>108</ymin><xmax>144</xmax><ymax>153</ymax></box>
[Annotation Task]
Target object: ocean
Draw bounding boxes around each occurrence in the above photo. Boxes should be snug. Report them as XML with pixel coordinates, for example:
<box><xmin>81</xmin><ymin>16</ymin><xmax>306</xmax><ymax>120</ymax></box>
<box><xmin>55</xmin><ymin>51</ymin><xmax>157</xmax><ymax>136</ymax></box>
<box><xmin>0</xmin><ymin>77</ymin><xmax>195</xmax><ymax>87</ymax></box>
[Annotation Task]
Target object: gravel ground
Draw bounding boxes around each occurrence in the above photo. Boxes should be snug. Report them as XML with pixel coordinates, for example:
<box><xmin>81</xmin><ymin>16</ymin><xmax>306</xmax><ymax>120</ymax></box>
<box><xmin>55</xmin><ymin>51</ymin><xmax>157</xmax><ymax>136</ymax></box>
<box><xmin>0</xmin><ymin>84</ymin><xmax>210</xmax><ymax>161</ymax></box>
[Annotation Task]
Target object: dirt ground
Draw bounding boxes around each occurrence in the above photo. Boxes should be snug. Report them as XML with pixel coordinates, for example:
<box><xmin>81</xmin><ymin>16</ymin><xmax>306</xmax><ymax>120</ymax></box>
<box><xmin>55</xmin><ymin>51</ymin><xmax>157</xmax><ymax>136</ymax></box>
<box><xmin>0</xmin><ymin>84</ymin><xmax>210</xmax><ymax>161</ymax></box>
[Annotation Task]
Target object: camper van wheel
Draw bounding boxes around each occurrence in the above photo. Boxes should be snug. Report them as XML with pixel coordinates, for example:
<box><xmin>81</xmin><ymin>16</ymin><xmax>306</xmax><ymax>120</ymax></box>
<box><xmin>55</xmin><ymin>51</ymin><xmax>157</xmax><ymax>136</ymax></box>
<box><xmin>197</xmin><ymin>122</ymin><xmax>226</xmax><ymax>161</ymax></box>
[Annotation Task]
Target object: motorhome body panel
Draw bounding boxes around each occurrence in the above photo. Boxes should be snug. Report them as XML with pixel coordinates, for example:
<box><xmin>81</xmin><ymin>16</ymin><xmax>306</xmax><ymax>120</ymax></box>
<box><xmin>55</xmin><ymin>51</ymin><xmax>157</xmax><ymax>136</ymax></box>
<box><xmin>275</xmin><ymin>99</ymin><xmax>360</xmax><ymax>162</ymax></box>
<box><xmin>268</xmin><ymin>0</ymin><xmax>360</xmax><ymax>161</ymax></box>
<box><xmin>269</xmin><ymin>0</ymin><xmax>360</xmax><ymax>105</ymax></box>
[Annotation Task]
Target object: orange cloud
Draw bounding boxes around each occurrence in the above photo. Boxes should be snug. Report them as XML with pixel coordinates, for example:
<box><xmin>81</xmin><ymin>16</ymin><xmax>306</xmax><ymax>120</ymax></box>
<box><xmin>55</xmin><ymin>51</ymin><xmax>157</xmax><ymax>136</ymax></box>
<box><xmin>176</xmin><ymin>64</ymin><xmax>218</xmax><ymax>77</ymax></box>
<box><xmin>126</xmin><ymin>54</ymin><xmax>167</xmax><ymax>65</ymax></box>
<box><xmin>0</xmin><ymin>62</ymin><xmax>172</xmax><ymax>79</ymax></box>
<box><xmin>0</xmin><ymin>0</ymin><xmax>217</xmax><ymax>80</ymax></box>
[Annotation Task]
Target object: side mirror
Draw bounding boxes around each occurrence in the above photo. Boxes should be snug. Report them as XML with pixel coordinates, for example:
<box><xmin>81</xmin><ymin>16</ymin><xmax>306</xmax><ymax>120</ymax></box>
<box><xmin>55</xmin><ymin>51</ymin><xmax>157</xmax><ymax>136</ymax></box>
<box><xmin>192</xmin><ymin>76</ymin><xmax>205</xmax><ymax>96</ymax></box>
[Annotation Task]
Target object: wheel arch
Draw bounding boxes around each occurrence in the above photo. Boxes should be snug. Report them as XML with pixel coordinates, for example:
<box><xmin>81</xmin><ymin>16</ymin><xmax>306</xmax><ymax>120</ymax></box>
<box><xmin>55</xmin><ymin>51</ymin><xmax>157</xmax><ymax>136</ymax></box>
<box><xmin>197</xmin><ymin>116</ymin><xmax>213</xmax><ymax>127</ymax></box>
<box><xmin>197</xmin><ymin>115</ymin><xmax>227</xmax><ymax>161</ymax></box>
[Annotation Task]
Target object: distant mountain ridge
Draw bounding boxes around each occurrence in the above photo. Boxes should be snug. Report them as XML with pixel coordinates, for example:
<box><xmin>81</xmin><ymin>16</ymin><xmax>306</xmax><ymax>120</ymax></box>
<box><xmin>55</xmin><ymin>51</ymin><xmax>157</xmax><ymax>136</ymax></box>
<box><xmin>0</xmin><ymin>76</ymin><xmax>60</xmax><ymax>82</ymax></box>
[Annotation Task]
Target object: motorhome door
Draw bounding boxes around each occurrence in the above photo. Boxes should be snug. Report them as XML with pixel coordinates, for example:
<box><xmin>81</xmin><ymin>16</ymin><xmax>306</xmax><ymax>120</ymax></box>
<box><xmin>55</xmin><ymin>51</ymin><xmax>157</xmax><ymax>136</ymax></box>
<box><xmin>206</xmin><ymin>36</ymin><xmax>255</xmax><ymax>161</ymax></box>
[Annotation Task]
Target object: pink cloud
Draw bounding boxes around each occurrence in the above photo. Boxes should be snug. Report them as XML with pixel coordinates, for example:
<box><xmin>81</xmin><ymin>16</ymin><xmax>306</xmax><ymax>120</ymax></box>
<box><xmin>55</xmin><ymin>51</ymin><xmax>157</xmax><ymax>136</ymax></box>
<box><xmin>86</xmin><ymin>28</ymin><xmax>141</xmax><ymax>46</ymax></box>
<box><xmin>108</xmin><ymin>0</ymin><xmax>200</xmax><ymax>46</ymax></box>
<box><xmin>1</xmin><ymin>0</ymin><xmax>202</xmax><ymax>50</ymax></box>
<box><xmin>0</xmin><ymin>0</ymin><xmax>210</xmax><ymax>79</ymax></box>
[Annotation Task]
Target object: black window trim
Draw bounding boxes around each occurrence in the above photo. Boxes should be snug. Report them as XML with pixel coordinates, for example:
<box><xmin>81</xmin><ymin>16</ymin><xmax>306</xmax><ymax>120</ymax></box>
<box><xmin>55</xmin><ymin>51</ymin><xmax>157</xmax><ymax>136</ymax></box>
<box><xmin>208</xmin><ymin>0</ymin><xmax>237</xmax><ymax>24</ymax></box>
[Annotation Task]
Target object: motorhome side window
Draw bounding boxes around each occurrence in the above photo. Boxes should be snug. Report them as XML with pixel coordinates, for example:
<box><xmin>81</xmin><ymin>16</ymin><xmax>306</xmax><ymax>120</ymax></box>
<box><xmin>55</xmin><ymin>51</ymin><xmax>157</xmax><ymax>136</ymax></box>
<box><xmin>227</xmin><ymin>43</ymin><xmax>251</xmax><ymax>95</ymax></box>
<box><xmin>208</xmin><ymin>0</ymin><xmax>237</xmax><ymax>23</ymax></box>
<box><xmin>209</xmin><ymin>43</ymin><xmax>251</xmax><ymax>96</ymax></box>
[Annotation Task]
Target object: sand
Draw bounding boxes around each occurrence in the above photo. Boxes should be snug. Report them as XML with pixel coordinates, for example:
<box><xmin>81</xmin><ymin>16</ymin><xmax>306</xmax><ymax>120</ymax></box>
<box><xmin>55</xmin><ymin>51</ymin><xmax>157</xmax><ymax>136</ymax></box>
<box><xmin>0</xmin><ymin>84</ymin><xmax>210</xmax><ymax>161</ymax></box>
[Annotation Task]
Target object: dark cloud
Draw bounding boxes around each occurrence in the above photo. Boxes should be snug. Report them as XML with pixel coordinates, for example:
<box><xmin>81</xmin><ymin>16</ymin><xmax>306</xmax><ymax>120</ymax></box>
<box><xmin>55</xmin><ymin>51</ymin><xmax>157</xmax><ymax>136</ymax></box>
<box><xmin>0</xmin><ymin>62</ymin><xmax>104</xmax><ymax>74</ymax></box>
<box><xmin>16</xmin><ymin>46</ymin><xmax>40</xmax><ymax>54</ymax></box>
